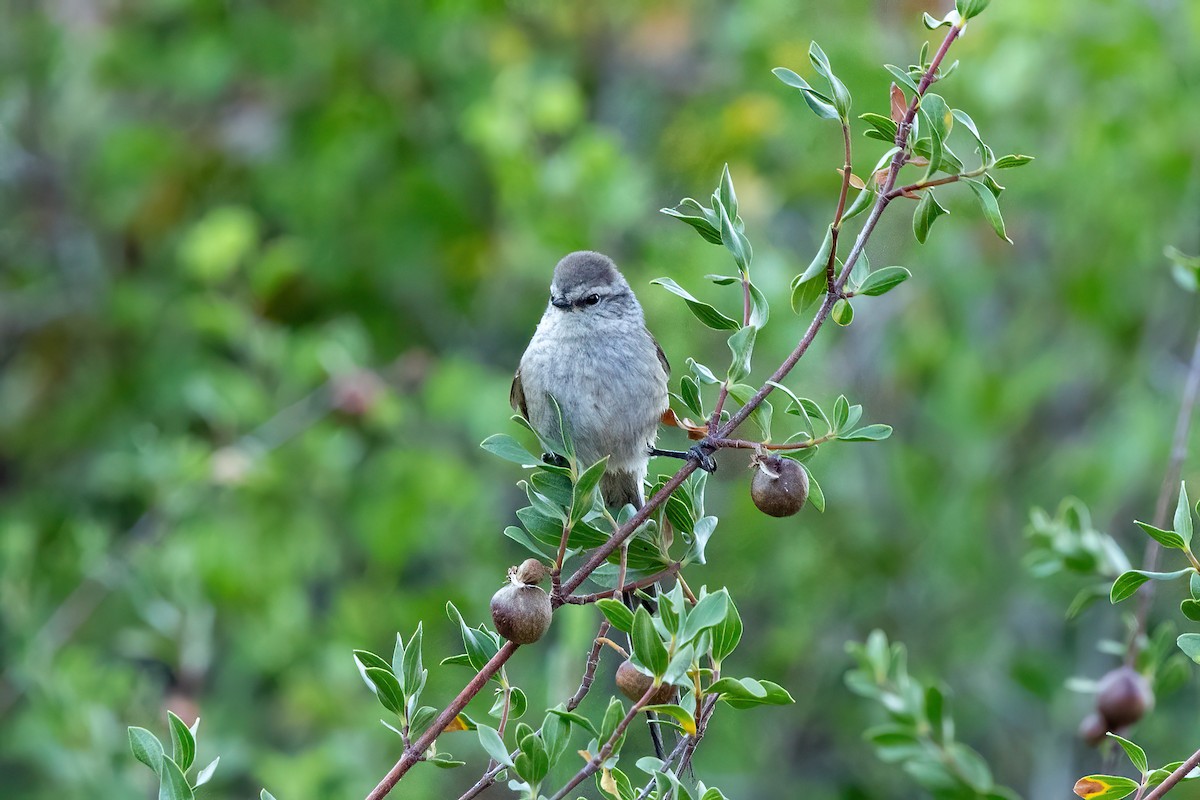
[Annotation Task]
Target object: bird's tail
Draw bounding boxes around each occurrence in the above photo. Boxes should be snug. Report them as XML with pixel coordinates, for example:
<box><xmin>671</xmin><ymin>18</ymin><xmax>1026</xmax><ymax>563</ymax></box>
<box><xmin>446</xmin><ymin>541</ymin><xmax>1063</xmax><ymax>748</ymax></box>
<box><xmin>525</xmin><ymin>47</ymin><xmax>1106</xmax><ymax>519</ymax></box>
<box><xmin>601</xmin><ymin>469</ymin><xmax>645</xmax><ymax>510</ymax></box>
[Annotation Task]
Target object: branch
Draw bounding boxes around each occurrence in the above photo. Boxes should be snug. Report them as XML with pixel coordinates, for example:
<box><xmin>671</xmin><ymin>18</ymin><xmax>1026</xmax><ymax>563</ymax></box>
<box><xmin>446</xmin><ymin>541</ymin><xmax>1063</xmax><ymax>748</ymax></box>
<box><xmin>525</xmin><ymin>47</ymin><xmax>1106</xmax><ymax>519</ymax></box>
<box><xmin>561</xmin><ymin>563</ymin><xmax>682</xmax><ymax>605</ymax></box>
<box><xmin>1142</xmin><ymin>746</ymin><xmax>1200</xmax><ymax>800</ymax></box>
<box><xmin>547</xmin><ymin>683</ymin><xmax>657</xmax><ymax>800</ymax></box>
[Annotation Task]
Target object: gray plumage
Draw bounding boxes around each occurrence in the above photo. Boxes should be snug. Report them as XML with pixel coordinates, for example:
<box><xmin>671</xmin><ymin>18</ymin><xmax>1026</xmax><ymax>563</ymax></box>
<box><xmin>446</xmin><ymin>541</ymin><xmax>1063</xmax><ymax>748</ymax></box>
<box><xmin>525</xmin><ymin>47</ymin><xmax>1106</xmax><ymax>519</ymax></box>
<box><xmin>511</xmin><ymin>251</ymin><xmax>670</xmax><ymax>508</ymax></box>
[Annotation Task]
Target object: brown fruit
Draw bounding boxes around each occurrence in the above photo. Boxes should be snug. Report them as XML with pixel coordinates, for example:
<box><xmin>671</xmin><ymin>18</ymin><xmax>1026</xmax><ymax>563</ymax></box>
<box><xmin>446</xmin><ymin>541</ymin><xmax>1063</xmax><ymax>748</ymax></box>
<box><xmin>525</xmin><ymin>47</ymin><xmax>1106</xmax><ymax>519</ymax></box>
<box><xmin>615</xmin><ymin>659</ymin><xmax>676</xmax><ymax>705</ymax></box>
<box><xmin>1077</xmin><ymin>711</ymin><xmax>1108</xmax><ymax>746</ymax></box>
<box><xmin>490</xmin><ymin>583</ymin><xmax>551</xmax><ymax>645</ymax></box>
<box><xmin>1096</xmin><ymin>666</ymin><xmax>1153</xmax><ymax>729</ymax></box>
<box><xmin>750</xmin><ymin>455</ymin><xmax>809</xmax><ymax>517</ymax></box>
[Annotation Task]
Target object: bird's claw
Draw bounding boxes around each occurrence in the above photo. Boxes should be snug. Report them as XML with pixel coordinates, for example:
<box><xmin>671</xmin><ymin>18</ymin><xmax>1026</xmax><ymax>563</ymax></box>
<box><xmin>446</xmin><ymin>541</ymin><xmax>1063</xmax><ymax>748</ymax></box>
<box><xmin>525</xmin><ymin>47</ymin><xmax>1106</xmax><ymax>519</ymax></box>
<box><xmin>687</xmin><ymin>443</ymin><xmax>718</xmax><ymax>474</ymax></box>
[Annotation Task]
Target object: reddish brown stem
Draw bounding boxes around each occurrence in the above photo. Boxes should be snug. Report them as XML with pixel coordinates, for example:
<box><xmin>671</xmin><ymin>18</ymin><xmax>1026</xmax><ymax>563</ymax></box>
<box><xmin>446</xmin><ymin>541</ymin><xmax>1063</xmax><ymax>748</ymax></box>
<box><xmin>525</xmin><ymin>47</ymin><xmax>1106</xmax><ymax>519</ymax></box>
<box><xmin>562</xmin><ymin>563</ymin><xmax>682</xmax><ymax>605</ymax></box>
<box><xmin>1142</xmin><ymin>746</ymin><xmax>1200</xmax><ymax>800</ymax></box>
<box><xmin>708</xmin><ymin>433</ymin><xmax>834</xmax><ymax>451</ymax></box>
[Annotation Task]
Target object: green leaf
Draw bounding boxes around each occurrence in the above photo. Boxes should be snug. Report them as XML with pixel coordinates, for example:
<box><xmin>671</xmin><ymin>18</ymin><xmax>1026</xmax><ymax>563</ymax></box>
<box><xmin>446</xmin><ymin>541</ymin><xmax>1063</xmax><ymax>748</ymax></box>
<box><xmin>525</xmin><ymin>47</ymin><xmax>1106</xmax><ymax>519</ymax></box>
<box><xmin>194</xmin><ymin>757</ymin><xmax>219</xmax><ymax>788</ymax></box>
<box><xmin>717</xmin><ymin>163</ymin><xmax>738</xmax><ymax>222</ymax></box>
<box><xmin>710</xmin><ymin>595</ymin><xmax>743</xmax><ymax>665</ymax></box>
<box><xmin>841</xmin><ymin>424</ymin><xmax>893</xmax><ymax>442</ymax></box>
<box><xmin>842</xmin><ymin>184</ymin><xmax>876</xmax><ymax>222</ymax></box>
<box><xmin>599</xmin><ymin>696</ymin><xmax>626</xmax><ymax>748</ymax></box>
<box><xmin>651</xmin><ymin>278</ymin><xmax>740</xmax><ymax>330</ymax></box>
<box><xmin>923</xmin><ymin>10</ymin><xmax>958</xmax><ymax>28</ymax></box>
<box><xmin>1183</xmin><ymin>599</ymin><xmax>1200</xmax><ymax>622</ymax></box>
<box><xmin>716</xmin><ymin>200</ymin><xmax>752</xmax><ymax>273</ymax></box>
<box><xmin>596</xmin><ymin>598</ymin><xmax>635</xmax><ymax>633</ymax></box>
<box><xmin>572</xmin><ymin>457</ymin><xmax>609</xmax><ymax>523</ymax></box>
<box><xmin>706</xmin><ymin>677</ymin><xmax>795</xmax><ymax>708</ymax></box>
<box><xmin>643</xmin><ymin>704</ymin><xmax>697</xmax><ymax>736</ymax></box>
<box><xmin>747</xmin><ymin>280</ymin><xmax>769</xmax><ymax>329</ymax></box>
<box><xmin>832</xmin><ymin>395</ymin><xmax>850</xmax><ymax>430</ymax></box>
<box><xmin>800</xmin><ymin>225</ymin><xmax>834</xmax><ymax>283</ymax></box>
<box><xmin>809</xmin><ymin>41</ymin><xmax>851</xmax><ymax>118</ymax></box>
<box><xmin>408</xmin><ymin>706</ymin><xmax>440</xmax><ymax>737</ymax></box>
<box><xmin>1111</xmin><ymin>568</ymin><xmax>1194</xmax><ymax>603</ymax></box>
<box><xmin>858</xmin><ymin>267</ymin><xmax>911</xmax><ymax>297</ymax></box>
<box><xmin>831</xmin><ymin>298</ymin><xmax>853</xmax><ymax>326</ymax></box>
<box><xmin>428</xmin><ymin>754</ymin><xmax>467</xmax><ymax>768</ymax></box>
<box><xmin>1175</xmin><ymin>482</ymin><xmax>1193</xmax><ymax>548</ymax></box>
<box><xmin>401</xmin><ymin>624</ymin><xmax>426</xmax><ymax>700</ymax></box>
<box><xmin>548</xmin><ymin>708</ymin><xmax>600</xmax><ymax>739</ymax></box>
<box><xmin>883</xmin><ymin>64</ymin><xmax>919</xmax><ymax>94</ymax></box>
<box><xmin>261</xmin><ymin>792</ymin><xmax>278</xmax><ymax>800</ymax></box>
<box><xmin>772</xmin><ymin>67</ymin><xmax>839</xmax><ymax>119</ymax></box>
<box><xmin>727</xmin><ymin>383</ymin><xmax>772</xmax><ymax>441</ymax></box>
<box><xmin>159</xmin><ymin>757</ymin><xmax>195</xmax><ymax>800</ymax></box>
<box><xmin>1135</xmin><ymin>520</ymin><xmax>1186</xmax><ymax>551</ymax></box>
<box><xmin>679</xmin><ymin>590</ymin><xmax>730</xmax><ymax>644</ymax></box>
<box><xmin>790</xmin><ymin>274</ymin><xmax>825</xmax><ymax>315</ymax></box>
<box><xmin>912</xmin><ymin>189</ymin><xmax>949</xmax><ymax>244</ymax></box>
<box><xmin>660</xmin><ymin>198</ymin><xmax>722</xmax><ymax>245</ymax></box>
<box><xmin>805</xmin><ymin>465</ymin><xmax>825</xmax><ymax>512</ymax></box>
<box><xmin>166</xmin><ymin>711</ymin><xmax>196</xmax><ymax>773</ymax></box>
<box><xmin>1178</xmin><ymin>633</ymin><xmax>1200</xmax><ymax>663</ymax></box>
<box><xmin>1072</xmin><ymin>775</ymin><xmax>1138</xmax><ymax>800</ymax></box>
<box><xmin>447</xmin><ymin>602</ymin><xmax>500</xmax><ymax>673</ymax></box>
<box><xmin>1105</xmin><ymin>733</ymin><xmax>1147</xmax><ymax>775</ymax></box>
<box><xmin>993</xmin><ymin>154</ymin><xmax>1034</xmax><ymax>169</ymax></box>
<box><xmin>956</xmin><ymin>0</ymin><xmax>991</xmax><ymax>19</ymax></box>
<box><xmin>859</xmin><ymin>112</ymin><xmax>898</xmax><ymax>140</ymax></box>
<box><xmin>726</xmin><ymin>325</ymin><xmax>756</xmax><ymax>383</ymax></box>
<box><xmin>632</xmin><ymin>606</ymin><xmax>669</xmax><ymax>678</ymax></box>
<box><xmin>364</xmin><ymin>667</ymin><xmax>404</xmax><ymax>715</ymax></box>
<box><xmin>477</xmin><ymin>724</ymin><xmax>514</xmax><ymax>767</ymax></box>
<box><xmin>963</xmin><ymin>178</ymin><xmax>1012</xmax><ymax>243</ymax></box>
<box><xmin>129</xmin><ymin>727</ymin><xmax>165</xmax><ymax>775</ymax></box>
<box><xmin>481</xmin><ymin>434</ymin><xmax>541</xmax><ymax>467</ymax></box>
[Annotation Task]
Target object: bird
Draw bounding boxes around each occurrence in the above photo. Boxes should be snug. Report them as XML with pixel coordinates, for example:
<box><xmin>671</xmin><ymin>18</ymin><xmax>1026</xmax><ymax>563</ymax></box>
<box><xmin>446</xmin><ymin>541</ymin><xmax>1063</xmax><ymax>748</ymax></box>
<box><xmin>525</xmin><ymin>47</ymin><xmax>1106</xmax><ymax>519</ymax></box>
<box><xmin>510</xmin><ymin>250</ymin><xmax>672</xmax><ymax>509</ymax></box>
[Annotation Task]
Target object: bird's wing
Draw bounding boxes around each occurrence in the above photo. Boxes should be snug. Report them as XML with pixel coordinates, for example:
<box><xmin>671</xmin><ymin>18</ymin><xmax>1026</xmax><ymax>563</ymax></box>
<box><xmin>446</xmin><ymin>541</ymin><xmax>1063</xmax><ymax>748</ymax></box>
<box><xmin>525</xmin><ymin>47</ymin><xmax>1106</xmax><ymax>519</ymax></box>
<box><xmin>510</xmin><ymin>368</ymin><xmax>528</xmax><ymax>419</ymax></box>
<box><xmin>651</xmin><ymin>332</ymin><xmax>670</xmax><ymax>378</ymax></box>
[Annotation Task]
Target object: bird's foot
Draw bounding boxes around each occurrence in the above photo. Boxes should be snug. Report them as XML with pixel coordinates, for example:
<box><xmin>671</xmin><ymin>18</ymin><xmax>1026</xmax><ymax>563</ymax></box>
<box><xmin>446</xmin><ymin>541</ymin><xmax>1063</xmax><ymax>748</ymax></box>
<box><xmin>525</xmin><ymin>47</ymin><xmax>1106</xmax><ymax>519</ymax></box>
<box><xmin>649</xmin><ymin>442</ymin><xmax>718</xmax><ymax>474</ymax></box>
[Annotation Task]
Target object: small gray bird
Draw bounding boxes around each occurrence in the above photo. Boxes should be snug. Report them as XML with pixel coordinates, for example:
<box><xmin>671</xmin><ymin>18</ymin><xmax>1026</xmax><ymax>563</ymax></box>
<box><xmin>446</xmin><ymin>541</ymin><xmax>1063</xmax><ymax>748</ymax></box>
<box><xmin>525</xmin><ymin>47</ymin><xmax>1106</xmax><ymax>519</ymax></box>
<box><xmin>511</xmin><ymin>251</ymin><xmax>670</xmax><ymax>508</ymax></box>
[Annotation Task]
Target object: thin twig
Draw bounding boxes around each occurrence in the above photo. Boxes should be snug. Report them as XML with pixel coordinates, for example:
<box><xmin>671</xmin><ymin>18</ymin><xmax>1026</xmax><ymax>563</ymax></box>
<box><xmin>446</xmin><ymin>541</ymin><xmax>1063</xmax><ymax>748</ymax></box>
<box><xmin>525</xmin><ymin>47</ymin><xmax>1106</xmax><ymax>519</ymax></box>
<box><xmin>1142</xmin><ymin>746</ymin><xmax>1200</xmax><ymax>800</ymax></box>
<box><xmin>547</xmin><ymin>683</ymin><xmax>657</xmax><ymax>800</ymax></box>
<box><xmin>561</xmin><ymin>564</ymin><xmax>682</xmax><ymax>605</ymax></box>
<box><xmin>1130</xmin><ymin>327</ymin><xmax>1200</xmax><ymax>663</ymax></box>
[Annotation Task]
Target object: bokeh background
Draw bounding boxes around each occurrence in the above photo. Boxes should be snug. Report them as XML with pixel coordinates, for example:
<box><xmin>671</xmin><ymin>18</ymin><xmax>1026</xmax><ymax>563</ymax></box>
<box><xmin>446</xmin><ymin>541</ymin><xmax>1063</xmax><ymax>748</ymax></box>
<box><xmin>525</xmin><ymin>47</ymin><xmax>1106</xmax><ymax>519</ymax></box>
<box><xmin>3</xmin><ymin>0</ymin><xmax>1199</xmax><ymax>797</ymax></box>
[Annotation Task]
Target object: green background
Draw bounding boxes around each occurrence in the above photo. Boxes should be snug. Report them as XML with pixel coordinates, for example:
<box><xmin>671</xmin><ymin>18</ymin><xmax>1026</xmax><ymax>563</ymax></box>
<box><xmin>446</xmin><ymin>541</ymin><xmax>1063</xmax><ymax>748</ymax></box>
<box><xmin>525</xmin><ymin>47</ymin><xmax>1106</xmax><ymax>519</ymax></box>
<box><xmin>3</xmin><ymin>0</ymin><xmax>1199</xmax><ymax>797</ymax></box>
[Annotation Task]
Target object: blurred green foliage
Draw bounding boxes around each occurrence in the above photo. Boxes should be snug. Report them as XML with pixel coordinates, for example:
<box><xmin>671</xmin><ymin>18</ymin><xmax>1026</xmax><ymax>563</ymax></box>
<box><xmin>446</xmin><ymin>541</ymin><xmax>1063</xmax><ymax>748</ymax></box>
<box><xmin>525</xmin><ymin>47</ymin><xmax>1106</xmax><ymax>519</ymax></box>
<box><xmin>2</xmin><ymin>0</ymin><xmax>1200</xmax><ymax>798</ymax></box>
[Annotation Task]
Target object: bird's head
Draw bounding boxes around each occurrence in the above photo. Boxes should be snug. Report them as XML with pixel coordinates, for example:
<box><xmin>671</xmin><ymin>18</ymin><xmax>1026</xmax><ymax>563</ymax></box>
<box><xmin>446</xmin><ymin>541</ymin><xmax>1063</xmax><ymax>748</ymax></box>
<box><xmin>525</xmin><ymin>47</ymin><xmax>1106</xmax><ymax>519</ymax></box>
<box><xmin>548</xmin><ymin>251</ymin><xmax>636</xmax><ymax>315</ymax></box>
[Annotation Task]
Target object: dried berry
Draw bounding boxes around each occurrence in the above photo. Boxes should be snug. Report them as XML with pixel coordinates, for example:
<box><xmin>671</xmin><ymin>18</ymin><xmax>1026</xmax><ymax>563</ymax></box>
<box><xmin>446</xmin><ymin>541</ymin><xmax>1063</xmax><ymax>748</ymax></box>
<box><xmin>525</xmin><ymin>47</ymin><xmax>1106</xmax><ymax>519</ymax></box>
<box><xmin>750</xmin><ymin>454</ymin><xmax>809</xmax><ymax>517</ymax></box>
<box><xmin>615</xmin><ymin>659</ymin><xmax>675</xmax><ymax>705</ymax></box>
<box><xmin>490</xmin><ymin>561</ymin><xmax>551</xmax><ymax>645</ymax></box>
<box><xmin>1095</xmin><ymin>666</ymin><xmax>1153</xmax><ymax>729</ymax></box>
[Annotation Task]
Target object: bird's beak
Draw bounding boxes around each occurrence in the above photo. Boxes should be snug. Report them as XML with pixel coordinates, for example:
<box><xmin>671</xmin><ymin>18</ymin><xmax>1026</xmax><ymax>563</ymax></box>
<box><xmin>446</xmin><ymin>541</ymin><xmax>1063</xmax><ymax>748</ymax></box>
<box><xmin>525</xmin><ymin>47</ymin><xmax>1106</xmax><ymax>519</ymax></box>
<box><xmin>551</xmin><ymin>296</ymin><xmax>572</xmax><ymax>310</ymax></box>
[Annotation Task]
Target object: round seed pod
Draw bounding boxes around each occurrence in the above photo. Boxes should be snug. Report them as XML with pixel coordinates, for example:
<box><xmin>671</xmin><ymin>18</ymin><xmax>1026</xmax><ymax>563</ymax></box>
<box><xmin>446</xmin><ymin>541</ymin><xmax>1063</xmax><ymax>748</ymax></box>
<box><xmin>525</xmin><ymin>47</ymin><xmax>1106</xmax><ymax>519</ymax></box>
<box><xmin>515</xmin><ymin>558</ymin><xmax>547</xmax><ymax>585</ymax></box>
<box><xmin>750</xmin><ymin>455</ymin><xmax>809</xmax><ymax>517</ymax></box>
<box><xmin>1096</xmin><ymin>666</ymin><xmax>1153</xmax><ymax>729</ymax></box>
<box><xmin>615</xmin><ymin>659</ymin><xmax>676</xmax><ymax>705</ymax></box>
<box><xmin>490</xmin><ymin>582</ymin><xmax>551</xmax><ymax>645</ymax></box>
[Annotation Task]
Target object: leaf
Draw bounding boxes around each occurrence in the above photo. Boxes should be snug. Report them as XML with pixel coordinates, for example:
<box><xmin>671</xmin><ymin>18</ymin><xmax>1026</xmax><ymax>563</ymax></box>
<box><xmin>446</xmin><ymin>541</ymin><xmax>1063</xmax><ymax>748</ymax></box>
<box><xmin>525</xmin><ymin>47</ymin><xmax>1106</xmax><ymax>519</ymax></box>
<box><xmin>717</xmin><ymin>163</ymin><xmax>738</xmax><ymax>222</ymax></box>
<box><xmin>805</xmin><ymin>465</ymin><xmax>825</xmax><ymax>512</ymax></box>
<box><xmin>261</xmin><ymin>792</ymin><xmax>278</xmax><ymax>800</ymax></box>
<box><xmin>859</xmin><ymin>112</ymin><xmax>898</xmax><ymax>140</ymax></box>
<box><xmin>477</xmin><ymin>724</ymin><xmax>515</xmax><ymax>767</ymax></box>
<box><xmin>1072</xmin><ymin>775</ymin><xmax>1139</xmax><ymax>800</ymax></box>
<box><xmin>716</xmin><ymin>200</ymin><xmax>752</xmax><ymax>272</ymax></box>
<box><xmin>1178</xmin><ymin>633</ymin><xmax>1200</xmax><ymax>663</ymax></box>
<box><xmin>1111</xmin><ymin>569</ymin><xmax>1194</xmax><ymax>603</ymax></box>
<box><xmin>1105</xmin><ymin>733</ymin><xmax>1147</xmax><ymax>775</ymax></box>
<box><xmin>428</xmin><ymin>754</ymin><xmax>466</xmax><ymax>768</ymax></box>
<box><xmin>883</xmin><ymin>64</ymin><xmax>919</xmax><ymax>94</ymax></box>
<box><xmin>480</xmin><ymin>434</ymin><xmax>541</xmax><ymax>467</ymax></box>
<box><xmin>364</xmin><ymin>667</ymin><xmax>404</xmax><ymax>716</ymax></box>
<box><xmin>858</xmin><ymin>267</ymin><xmax>911</xmax><ymax>297</ymax></box>
<box><xmin>772</xmin><ymin>67</ymin><xmax>839</xmax><ymax>119</ymax></box>
<box><xmin>994</xmin><ymin>154</ymin><xmax>1035</xmax><ymax>169</ymax></box>
<box><xmin>1175</xmin><ymin>482</ymin><xmax>1193</xmax><ymax>548</ymax></box>
<box><xmin>159</xmin><ymin>757</ymin><xmax>195</xmax><ymax>800</ymax></box>
<box><xmin>912</xmin><ymin>189</ymin><xmax>949</xmax><ymax>244</ymax></box>
<box><xmin>660</xmin><ymin>198</ymin><xmax>723</xmax><ymax>245</ymax></box>
<box><xmin>727</xmin><ymin>383</ymin><xmax>772</xmax><ymax>441</ymax></box>
<box><xmin>678</xmin><ymin>590</ymin><xmax>730</xmax><ymax>644</ymax></box>
<box><xmin>651</xmin><ymin>278</ymin><xmax>740</xmax><ymax>330</ymax></box>
<box><xmin>706</xmin><ymin>677</ymin><xmax>795</xmax><ymax>708</ymax></box>
<box><xmin>956</xmin><ymin>0</ymin><xmax>991</xmax><ymax>19</ymax></box>
<box><xmin>129</xmin><ymin>727</ymin><xmax>165</xmax><ymax>775</ymax></box>
<box><xmin>596</xmin><ymin>598</ymin><xmax>635</xmax><ymax>633</ymax></box>
<box><xmin>790</xmin><ymin>274</ymin><xmax>825</xmax><ymax>315</ymax></box>
<box><xmin>841</xmin><ymin>424</ymin><xmax>893</xmax><ymax>442</ymax></box>
<box><xmin>842</xmin><ymin>185</ymin><xmax>876</xmax><ymax>222</ymax></box>
<box><xmin>632</xmin><ymin>606</ymin><xmax>669</xmax><ymax>678</ymax></box>
<box><xmin>572</xmin><ymin>457</ymin><xmax>609</xmax><ymax>524</ymax></box>
<box><xmin>923</xmin><ymin>10</ymin><xmax>958</xmax><ymax>28</ymax></box>
<box><xmin>963</xmin><ymin>178</ymin><xmax>1012</xmax><ymax>243</ymax></box>
<box><xmin>401</xmin><ymin>624</ymin><xmax>426</xmax><ymax>700</ymax></box>
<box><xmin>747</xmin><ymin>280</ymin><xmax>769</xmax><ymax>329</ymax></box>
<box><xmin>194</xmin><ymin>757</ymin><xmax>219</xmax><ymax>788</ymax></box>
<box><xmin>831</xmin><ymin>298</ymin><xmax>854</xmax><ymax>326</ymax></box>
<box><xmin>726</xmin><ymin>325</ymin><xmax>756</xmax><ymax>383</ymax></box>
<box><xmin>1135</xmin><ymin>520</ymin><xmax>1186</xmax><ymax>551</ymax></box>
<box><xmin>809</xmin><ymin>41</ymin><xmax>851</xmax><ymax>118</ymax></box>
<box><xmin>548</xmin><ymin>708</ymin><xmax>600</xmax><ymax>738</ymax></box>
<box><xmin>167</xmin><ymin>711</ymin><xmax>196</xmax><ymax>773</ymax></box>
<box><xmin>1181</xmin><ymin>599</ymin><xmax>1200</xmax><ymax>622</ymax></box>
<box><xmin>447</xmin><ymin>602</ymin><xmax>500</xmax><ymax>673</ymax></box>
<box><xmin>800</xmin><ymin>225</ymin><xmax>834</xmax><ymax>283</ymax></box>
<box><xmin>709</xmin><ymin>595</ymin><xmax>743</xmax><ymax>665</ymax></box>
<box><xmin>643</xmin><ymin>704</ymin><xmax>697</xmax><ymax>736</ymax></box>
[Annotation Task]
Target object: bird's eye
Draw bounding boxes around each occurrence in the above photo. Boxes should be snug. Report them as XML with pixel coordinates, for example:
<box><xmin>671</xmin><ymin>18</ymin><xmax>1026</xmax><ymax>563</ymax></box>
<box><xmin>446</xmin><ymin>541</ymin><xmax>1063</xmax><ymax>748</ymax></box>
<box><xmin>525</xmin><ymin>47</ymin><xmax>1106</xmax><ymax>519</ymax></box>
<box><xmin>584</xmin><ymin>294</ymin><xmax>601</xmax><ymax>306</ymax></box>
